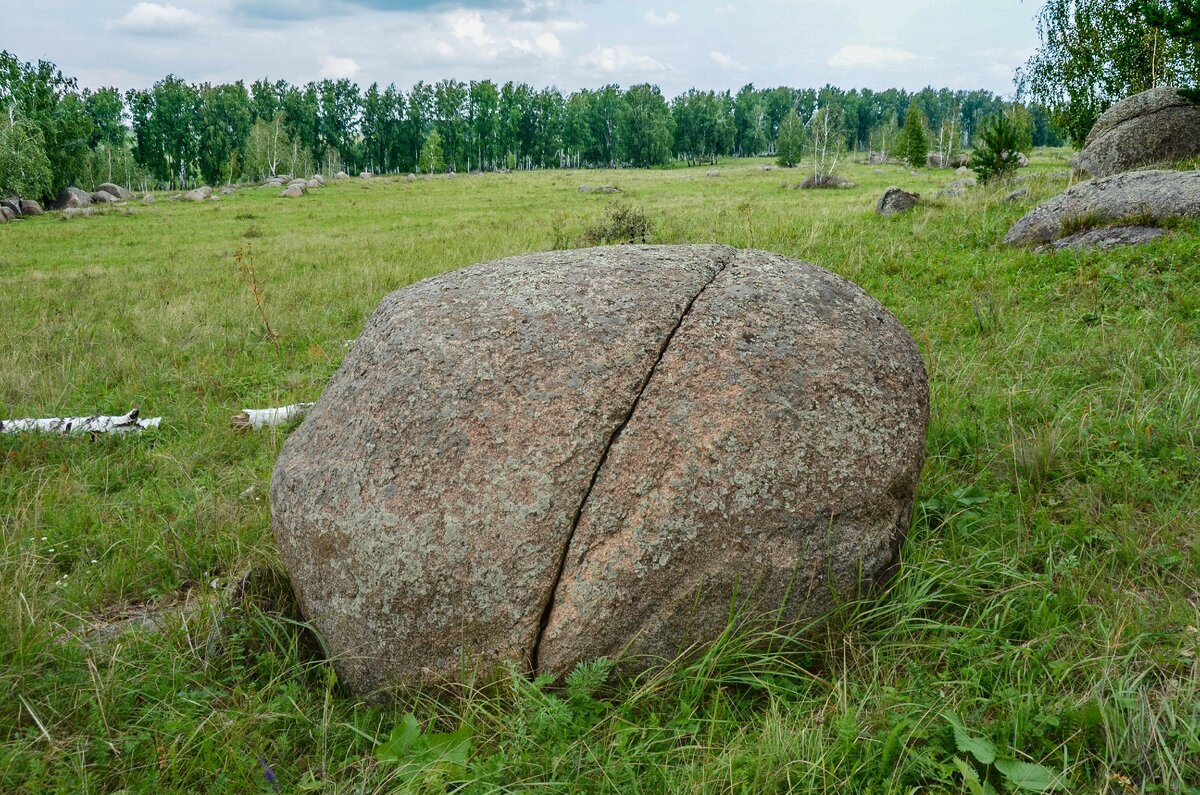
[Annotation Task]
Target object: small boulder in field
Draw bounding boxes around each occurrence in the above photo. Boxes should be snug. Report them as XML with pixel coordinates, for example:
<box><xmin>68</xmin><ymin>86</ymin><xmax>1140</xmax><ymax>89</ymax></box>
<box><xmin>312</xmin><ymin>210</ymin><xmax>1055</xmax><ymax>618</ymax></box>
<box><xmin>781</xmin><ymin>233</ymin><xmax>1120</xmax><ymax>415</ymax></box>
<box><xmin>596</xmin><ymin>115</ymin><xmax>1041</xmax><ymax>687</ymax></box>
<box><xmin>926</xmin><ymin>153</ymin><xmax>947</xmax><ymax>169</ymax></box>
<box><xmin>948</xmin><ymin>178</ymin><xmax>976</xmax><ymax>189</ymax></box>
<box><xmin>97</xmin><ymin>183</ymin><xmax>132</xmax><ymax>200</ymax></box>
<box><xmin>1003</xmin><ymin>188</ymin><xmax>1028</xmax><ymax>203</ymax></box>
<box><xmin>876</xmin><ymin>187</ymin><xmax>920</xmax><ymax>215</ymax></box>
<box><xmin>798</xmin><ymin>174</ymin><xmax>856</xmax><ymax>189</ymax></box>
<box><xmin>306</xmin><ymin>179</ymin><xmax>321</xmax><ymax>188</ymax></box>
<box><xmin>1039</xmin><ymin>225</ymin><xmax>1167</xmax><ymax>252</ymax></box>
<box><xmin>279</xmin><ymin>186</ymin><xmax>306</xmax><ymax>198</ymax></box>
<box><xmin>92</xmin><ymin>191</ymin><xmax>119</xmax><ymax>203</ymax></box>
<box><xmin>220</xmin><ymin>187</ymin><xmax>235</xmax><ymax>196</ymax></box>
<box><xmin>1004</xmin><ymin>169</ymin><xmax>1200</xmax><ymax>247</ymax></box>
<box><xmin>0</xmin><ymin>206</ymin><xmax>14</xmax><ymax>222</ymax></box>
<box><xmin>184</xmin><ymin>186</ymin><xmax>213</xmax><ymax>202</ymax></box>
<box><xmin>955</xmin><ymin>166</ymin><xmax>970</xmax><ymax>175</ymax></box>
<box><xmin>142</xmin><ymin>194</ymin><xmax>157</xmax><ymax>205</ymax></box>
<box><xmin>1016</xmin><ymin>152</ymin><xmax>1029</xmax><ymax>167</ymax></box>
<box><xmin>578</xmin><ymin>185</ymin><xmax>621</xmax><ymax>193</ymax></box>
<box><xmin>334</xmin><ymin>171</ymin><xmax>349</xmax><ymax>179</ymax></box>
<box><xmin>62</xmin><ymin>207</ymin><xmax>95</xmax><ymax>218</ymax></box>
<box><xmin>868</xmin><ymin>151</ymin><xmax>886</xmax><ymax>165</ymax></box>
<box><xmin>705</xmin><ymin>170</ymin><xmax>720</xmax><ymax>177</ymax></box>
<box><xmin>57</xmin><ymin>187</ymin><xmax>92</xmax><ymax>209</ymax></box>
<box><xmin>1</xmin><ymin>198</ymin><xmax>20</xmax><ymax>217</ymax></box>
<box><xmin>312</xmin><ymin>174</ymin><xmax>326</xmax><ymax>186</ymax></box>
<box><xmin>360</xmin><ymin>171</ymin><xmax>373</xmax><ymax>179</ymax></box>
<box><xmin>271</xmin><ymin>245</ymin><xmax>929</xmax><ymax>692</ymax></box>
<box><xmin>1075</xmin><ymin>86</ymin><xmax>1200</xmax><ymax>177</ymax></box>
<box><xmin>950</xmin><ymin>154</ymin><xmax>970</xmax><ymax>168</ymax></box>
<box><xmin>19</xmin><ymin>199</ymin><xmax>43</xmax><ymax>216</ymax></box>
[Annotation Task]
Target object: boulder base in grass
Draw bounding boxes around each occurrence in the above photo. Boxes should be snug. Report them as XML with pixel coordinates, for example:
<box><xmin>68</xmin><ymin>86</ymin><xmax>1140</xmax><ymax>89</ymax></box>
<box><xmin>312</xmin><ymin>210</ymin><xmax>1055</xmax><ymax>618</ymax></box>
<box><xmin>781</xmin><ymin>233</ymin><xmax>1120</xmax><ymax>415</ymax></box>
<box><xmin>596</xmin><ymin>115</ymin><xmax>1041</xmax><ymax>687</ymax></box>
<box><xmin>578</xmin><ymin>184</ymin><xmax>621</xmax><ymax>193</ymax></box>
<box><xmin>360</xmin><ymin>171</ymin><xmax>373</xmax><ymax>179</ymax></box>
<box><xmin>876</xmin><ymin>187</ymin><xmax>920</xmax><ymax>215</ymax></box>
<box><xmin>0</xmin><ymin>206</ymin><xmax>13</xmax><ymax>222</ymax></box>
<box><xmin>279</xmin><ymin>186</ymin><xmax>306</xmax><ymax>198</ymax></box>
<box><xmin>92</xmin><ymin>190</ymin><xmax>118</xmax><ymax>203</ymax></box>
<box><xmin>62</xmin><ymin>207</ymin><xmax>95</xmax><ymax>218</ymax></box>
<box><xmin>142</xmin><ymin>194</ymin><xmax>156</xmax><ymax>205</ymax></box>
<box><xmin>306</xmin><ymin>179</ymin><xmax>321</xmax><ymax>188</ymax></box>
<box><xmin>950</xmin><ymin>154</ymin><xmax>970</xmax><ymax>168</ymax></box>
<box><xmin>271</xmin><ymin>245</ymin><xmax>929</xmax><ymax>693</ymax></box>
<box><xmin>19</xmin><ymin>199</ymin><xmax>42</xmax><ymax>216</ymax></box>
<box><xmin>798</xmin><ymin>174</ymin><xmax>856</xmax><ymax>189</ymax></box>
<box><xmin>184</xmin><ymin>186</ymin><xmax>213</xmax><ymax>202</ymax></box>
<box><xmin>926</xmin><ymin>153</ymin><xmax>947</xmax><ymax>169</ymax></box>
<box><xmin>334</xmin><ymin>171</ymin><xmax>349</xmax><ymax>179</ymax></box>
<box><xmin>97</xmin><ymin>182</ymin><xmax>132</xmax><ymax>200</ymax></box>
<box><xmin>1075</xmin><ymin>86</ymin><xmax>1200</xmax><ymax>177</ymax></box>
<box><xmin>1040</xmin><ymin>225</ymin><xmax>1167</xmax><ymax>252</ymax></box>
<box><xmin>1</xmin><ymin>198</ymin><xmax>20</xmax><ymax>217</ymax></box>
<box><xmin>1004</xmin><ymin>169</ymin><xmax>1200</xmax><ymax>247</ymax></box>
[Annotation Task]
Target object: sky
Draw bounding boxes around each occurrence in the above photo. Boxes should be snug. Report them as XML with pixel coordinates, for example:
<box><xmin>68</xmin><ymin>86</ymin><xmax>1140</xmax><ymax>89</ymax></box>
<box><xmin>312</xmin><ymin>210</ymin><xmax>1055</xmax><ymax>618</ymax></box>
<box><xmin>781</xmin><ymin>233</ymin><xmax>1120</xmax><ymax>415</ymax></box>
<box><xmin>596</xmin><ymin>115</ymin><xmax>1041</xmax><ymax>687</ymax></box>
<box><xmin>3</xmin><ymin>1</ymin><xmax>1040</xmax><ymax>97</ymax></box>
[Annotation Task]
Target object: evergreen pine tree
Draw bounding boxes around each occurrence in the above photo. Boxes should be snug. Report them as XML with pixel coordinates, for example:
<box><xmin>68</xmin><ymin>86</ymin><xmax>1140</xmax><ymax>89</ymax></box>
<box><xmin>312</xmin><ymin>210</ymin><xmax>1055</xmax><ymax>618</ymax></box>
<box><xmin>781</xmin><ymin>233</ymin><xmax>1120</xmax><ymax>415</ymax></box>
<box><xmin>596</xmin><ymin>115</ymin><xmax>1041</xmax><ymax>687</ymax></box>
<box><xmin>900</xmin><ymin>105</ymin><xmax>929</xmax><ymax>168</ymax></box>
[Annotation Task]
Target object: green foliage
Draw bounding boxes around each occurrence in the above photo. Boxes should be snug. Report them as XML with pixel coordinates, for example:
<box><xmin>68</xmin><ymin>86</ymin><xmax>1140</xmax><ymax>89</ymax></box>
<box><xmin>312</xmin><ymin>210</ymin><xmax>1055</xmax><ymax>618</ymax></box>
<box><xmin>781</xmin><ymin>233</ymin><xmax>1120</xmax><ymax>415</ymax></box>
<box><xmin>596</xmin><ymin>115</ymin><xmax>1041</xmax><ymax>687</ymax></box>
<box><xmin>374</xmin><ymin>714</ymin><xmax>472</xmax><ymax>784</ymax></box>
<box><xmin>581</xmin><ymin>201</ymin><xmax>652</xmax><ymax>245</ymax></box>
<box><xmin>774</xmin><ymin>108</ymin><xmax>806</xmax><ymax>167</ymax></box>
<box><xmin>419</xmin><ymin>128</ymin><xmax>444</xmax><ymax>174</ymax></box>
<box><xmin>971</xmin><ymin>113</ymin><xmax>1023</xmax><ymax>184</ymax></box>
<box><xmin>946</xmin><ymin>713</ymin><xmax>1069</xmax><ymax>792</ymax></box>
<box><xmin>1137</xmin><ymin>0</ymin><xmax>1200</xmax><ymax>100</ymax></box>
<box><xmin>901</xmin><ymin>104</ymin><xmax>929</xmax><ymax>168</ymax></box>
<box><xmin>0</xmin><ymin>114</ymin><xmax>52</xmax><ymax>199</ymax></box>
<box><xmin>1020</xmin><ymin>0</ymin><xmax>1200</xmax><ymax>144</ymax></box>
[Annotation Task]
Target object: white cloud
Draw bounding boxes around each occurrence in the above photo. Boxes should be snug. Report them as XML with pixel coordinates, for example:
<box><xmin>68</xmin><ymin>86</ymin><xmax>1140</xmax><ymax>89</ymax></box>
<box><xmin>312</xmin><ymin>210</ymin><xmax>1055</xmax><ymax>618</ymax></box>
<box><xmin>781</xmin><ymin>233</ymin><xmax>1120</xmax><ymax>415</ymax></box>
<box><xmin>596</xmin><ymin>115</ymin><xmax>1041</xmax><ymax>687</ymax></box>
<box><xmin>709</xmin><ymin>50</ymin><xmax>746</xmax><ymax>71</ymax></box>
<box><xmin>644</xmin><ymin>10</ymin><xmax>681</xmax><ymax>26</ymax></box>
<box><xmin>713</xmin><ymin>3</ymin><xmax>736</xmax><ymax>12</ymax></box>
<box><xmin>111</xmin><ymin>2</ymin><xmax>202</xmax><ymax>35</ymax></box>
<box><xmin>827</xmin><ymin>44</ymin><xmax>919</xmax><ymax>69</ymax></box>
<box><xmin>512</xmin><ymin>32</ymin><xmax>562</xmax><ymax>58</ymax></box>
<box><xmin>319</xmin><ymin>55</ymin><xmax>360</xmax><ymax>79</ymax></box>
<box><xmin>577</xmin><ymin>45</ymin><xmax>671</xmax><ymax>75</ymax></box>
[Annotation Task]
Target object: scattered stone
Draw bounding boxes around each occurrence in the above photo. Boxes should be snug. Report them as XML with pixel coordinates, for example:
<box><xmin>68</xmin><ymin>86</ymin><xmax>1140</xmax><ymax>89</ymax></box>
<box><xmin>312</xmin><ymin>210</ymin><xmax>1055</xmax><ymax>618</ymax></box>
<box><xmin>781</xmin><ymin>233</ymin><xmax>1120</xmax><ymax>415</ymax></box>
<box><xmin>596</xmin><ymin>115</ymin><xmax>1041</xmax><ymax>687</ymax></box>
<box><xmin>97</xmin><ymin>182</ymin><xmax>132</xmax><ymax>200</ymax></box>
<box><xmin>706</xmin><ymin>170</ymin><xmax>721</xmax><ymax>177</ymax></box>
<box><xmin>279</xmin><ymin>186</ymin><xmax>306</xmax><ymax>198</ymax></box>
<box><xmin>306</xmin><ymin>179</ymin><xmax>321</xmax><ymax>188</ymax></box>
<box><xmin>360</xmin><ymin>171</ymin><xmax>373</xmax><ymax>179</ymax></box>
<box><xmin>57</xmin><ymin>186</ymin><xmax>92</xmax><ymax>209</ymax></box>
<box><xmin>62</xmin><ymin>207</ymin><xmax>95</xmax><ymax>218</ymax></box>
<box><xmin>312</xmin><ymin>174</ymin><xmax>326</xmax><ymax>186</ymax></box>
<box><xmin>334</xmin><ymin>171</ymin><xmax>350</xmax><ymax>179</ymax></box>
<box><xmin>948</xmin><ymin>178</ymin><xmax>977</xmax><ymax>189</ymax></box>
<box><xmin>956</xmin><ymin>166</ymin><xmax>971</xmax><ymax>175</ymax></box>
<box><xmin>271</xmin><ymin>245</ymin><xmax>929</xmax><ymax>692</ymax></box>
<box><xmin>92</xmin><ymin>191</ymin><xmax>119</xmax><ymax>203</ymax></box>
<box><xmin>926</xmin><ymin>153</ymin><xmax>947</xmax><ymax>169</ymax></box>
<box><xmin>142</xmin><ymin>194</ymin><xmax>156</xmax><ymax>205</ymax></box>
<box><xmin>287</xmin><ymin>178</ymin><xmax>308</xmax><ymax>188</ymax></box>
<box><xmin>798</xmin><ymin>174</ymin><xmax>856</xmax><ymax>189</ymax></box>
<box><xmin>868</xmin><ymin>151</ymin><xmax>887</xmax><ymax>165</ymax></box>
<box><xmin>578</xmin><ymin>185</ymin><xmax>621</xmax><ymax>193</ymax></box>
<box><xmin>937</xmin><ymin>188</ymin><xmax>965</xmax><ymax>199</ymax></box>
<box><xmin>262</xmin><ymin>180</ymin><xmax>284</xmax><ymax>189</ymax></box>
<box><xmin>1</xmin><ymin>198</ymin><xmax>20</xmax><ymax>217</ymax></box>
<box><xmin>220</xmin><ymin>187</ymin><xmax>236</xmax><ymax>196</ymax></box>
<box><xmin>1038</xmin><ymin>225</ymin><xmax>1167</xmax><ymax>252</ymax></box>
<box><xmin>1003</xmin><ymin>188</ymin><xmax>1029</xmax><ymax>203</ymax></box>
<box><xmin>277</xmin><ymin>174</ymin><xmax>294</xmax><ymax>183</ymax></box>
<box><xmin>0</xmin><ymin>206</ymin><xmax>13</xmax><ymax>222</ymax></box>
<box><xmin>1004</xmin><ymin>169</ymin><xmax>1200</xmax><ymax>247</ymax></box>
<box><xmin>873</xmin><ymin>169</ymin><xmax>885</xmax><ymax>175</ymax></box>
<box><xmin>1075</xmin><ymin>86</ymin><xmax>1200</xmax><ymax>177</ymax></box>
<box><xmin>19</xmin><ymin>199</ymin><xmax>43</xmax><ymax>216</ymax></box>
<box><xmin>183</xmin><ymin>186</ymin><xmax>213</xmax><ymax>202</ymax></box>
<box><xmin>950</xmin><ymin>154</ymin><xmax>971</xmax><ymax>168</ymax></box>
<box><xmin>877</xmin><ymin>187</ymin><xmax>920</xmax><ymax>215</ymax></box>
<box><xmin>1016</xmin><ymin>152</ymin><xmax>1030</xmax><ymax>167</ymax></box>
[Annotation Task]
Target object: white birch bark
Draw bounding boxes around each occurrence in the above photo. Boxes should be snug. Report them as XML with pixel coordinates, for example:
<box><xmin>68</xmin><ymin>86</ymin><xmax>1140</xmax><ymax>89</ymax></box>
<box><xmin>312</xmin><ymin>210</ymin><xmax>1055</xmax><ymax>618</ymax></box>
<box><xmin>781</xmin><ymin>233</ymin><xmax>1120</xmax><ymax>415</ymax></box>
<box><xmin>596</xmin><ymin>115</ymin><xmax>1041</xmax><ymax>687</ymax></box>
<box><xmin>1</xmin><ymin>408</ymin><xmax>161</xmax><ymax>435</ymax></box>
<box><xmin>231</xmin><ymin>403</ymin><xmax>314</xmax><ymax>431</ymax></box>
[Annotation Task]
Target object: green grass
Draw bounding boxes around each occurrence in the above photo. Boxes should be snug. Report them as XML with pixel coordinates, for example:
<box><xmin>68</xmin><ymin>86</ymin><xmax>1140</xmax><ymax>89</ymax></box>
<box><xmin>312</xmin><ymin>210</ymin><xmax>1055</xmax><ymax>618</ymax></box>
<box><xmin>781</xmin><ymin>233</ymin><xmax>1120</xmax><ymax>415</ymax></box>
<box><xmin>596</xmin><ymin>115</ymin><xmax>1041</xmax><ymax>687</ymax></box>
<box><xmin>2</xmin><ymin>150</ymin><xmax>1199</xmax><ymax>793</ymax></box>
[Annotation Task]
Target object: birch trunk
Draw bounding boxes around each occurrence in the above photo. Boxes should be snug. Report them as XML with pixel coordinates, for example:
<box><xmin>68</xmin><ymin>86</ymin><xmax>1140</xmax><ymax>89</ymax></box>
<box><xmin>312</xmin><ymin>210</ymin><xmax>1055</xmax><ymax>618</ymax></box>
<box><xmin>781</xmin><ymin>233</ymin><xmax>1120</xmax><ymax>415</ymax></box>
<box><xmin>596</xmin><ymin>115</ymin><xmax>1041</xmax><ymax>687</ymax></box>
<box><xmin>1</xmin><ymin>408</ymin><xmax>161</xmax><ymax>435</ymax></box>
<box><xmin>231</xmin><ymin>403</ymin><xmax>314</xmax><ymax>431</ymax></box>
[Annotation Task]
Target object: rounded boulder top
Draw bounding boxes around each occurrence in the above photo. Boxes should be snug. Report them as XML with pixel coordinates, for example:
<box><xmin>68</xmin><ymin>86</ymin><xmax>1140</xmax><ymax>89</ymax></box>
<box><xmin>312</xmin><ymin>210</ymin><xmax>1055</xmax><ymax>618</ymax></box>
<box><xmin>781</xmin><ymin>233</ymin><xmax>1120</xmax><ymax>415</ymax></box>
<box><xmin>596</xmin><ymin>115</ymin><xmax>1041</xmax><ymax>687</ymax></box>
<box><xmin>270</xmin><ymin>245</ymin><xmax>929</xmax><ymax>694</ymax></box>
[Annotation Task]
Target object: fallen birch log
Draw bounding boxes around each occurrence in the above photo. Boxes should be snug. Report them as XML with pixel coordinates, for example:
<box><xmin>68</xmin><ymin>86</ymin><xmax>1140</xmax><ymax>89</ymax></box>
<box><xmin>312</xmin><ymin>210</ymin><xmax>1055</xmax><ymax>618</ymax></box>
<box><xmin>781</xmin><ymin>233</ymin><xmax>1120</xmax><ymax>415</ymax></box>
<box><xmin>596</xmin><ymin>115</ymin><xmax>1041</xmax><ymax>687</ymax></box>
<box><xmin>231</xmin><ymin>403</ymin><xmax>314</xmax><ymax>431</ymax></box>
<box><xmin>0</xmin><ymin>408</ymin><xmax>161</xmax><ymax>435</ymax></box>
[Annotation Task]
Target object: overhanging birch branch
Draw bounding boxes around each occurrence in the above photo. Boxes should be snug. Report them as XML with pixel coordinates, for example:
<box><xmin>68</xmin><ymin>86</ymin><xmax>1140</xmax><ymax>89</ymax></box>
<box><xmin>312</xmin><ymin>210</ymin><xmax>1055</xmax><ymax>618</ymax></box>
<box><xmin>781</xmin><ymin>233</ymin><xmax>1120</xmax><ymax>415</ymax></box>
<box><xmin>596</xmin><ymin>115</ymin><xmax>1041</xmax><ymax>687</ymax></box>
<box><xmin>0</xmin><ymin>408</ymin><xmax>161</xmax><ymax>435</ymax></box>
<box><xmin>231</xmin><ymin>403</ymin><xmax>314</xmax><ymax>431</ymax></box>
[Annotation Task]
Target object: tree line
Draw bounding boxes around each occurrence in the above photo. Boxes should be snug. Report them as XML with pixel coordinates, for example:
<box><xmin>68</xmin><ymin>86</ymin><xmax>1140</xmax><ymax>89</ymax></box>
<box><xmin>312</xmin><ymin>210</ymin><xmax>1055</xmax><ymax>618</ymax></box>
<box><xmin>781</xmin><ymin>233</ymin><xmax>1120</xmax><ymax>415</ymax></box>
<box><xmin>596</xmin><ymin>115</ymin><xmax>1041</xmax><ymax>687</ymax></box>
<box><xmin>1</xmin><ymin>48</ymin><xmax>1068</xmax><ymax>203</ymax></box>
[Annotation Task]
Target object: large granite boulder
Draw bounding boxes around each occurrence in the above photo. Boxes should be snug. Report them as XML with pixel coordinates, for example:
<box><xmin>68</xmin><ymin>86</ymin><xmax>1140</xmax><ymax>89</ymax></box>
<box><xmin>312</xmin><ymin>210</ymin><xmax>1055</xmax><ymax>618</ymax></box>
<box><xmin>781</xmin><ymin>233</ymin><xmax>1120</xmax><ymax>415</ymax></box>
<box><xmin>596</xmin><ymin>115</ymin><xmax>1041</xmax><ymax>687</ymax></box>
<box><xmin>183</xmin><ymin>185</ymin><xmax>213</xmax><ymax>202</ymax></box>
<box><xmin>19</xmin><ymin>199</ymin><xmax>43</xmax><ymax>216</ymax></box>
<box><xmin>1004</xmin><ymin>169</ymin><xmax>1200</xmax><ymax>247</ymax></box>
<box><xmin>0</xmin><ymin>198</ymin><xmax>20</xmax><ymax>217</ymax></box>
<box><xmin>0</xmin><ymin>206</ymin><xmax>13</xmax><ymax>222</ymax></box>
<box><xmin>97</xmin><ymin>183</ymin><xmax>132</xmax><ymax>201</ymax></box>
<box><xmin>271</xmin><ymin>245</ymin><xmax>929</xmax><ymax>693</ymax></box>
<box><xmin>57</xmin><ymin>187</ymin><xmax>92</xmax><ymax>209</ymax></box>
<box><xmin>1075</xmin><ymin>86</ymin><xmax>1200</xmax><ymax>177</ymax></box>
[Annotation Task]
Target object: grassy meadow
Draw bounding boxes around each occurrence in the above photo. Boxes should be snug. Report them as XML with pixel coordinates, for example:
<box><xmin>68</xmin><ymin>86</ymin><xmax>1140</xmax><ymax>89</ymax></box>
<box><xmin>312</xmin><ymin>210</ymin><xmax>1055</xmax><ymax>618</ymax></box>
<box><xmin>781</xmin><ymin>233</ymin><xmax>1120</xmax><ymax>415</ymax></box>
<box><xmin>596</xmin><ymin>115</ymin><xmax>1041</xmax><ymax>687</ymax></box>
<box><xmin>1</xmin><ymin>151</ymin><xmax>1199</xmax><ymax>793</ymax></box>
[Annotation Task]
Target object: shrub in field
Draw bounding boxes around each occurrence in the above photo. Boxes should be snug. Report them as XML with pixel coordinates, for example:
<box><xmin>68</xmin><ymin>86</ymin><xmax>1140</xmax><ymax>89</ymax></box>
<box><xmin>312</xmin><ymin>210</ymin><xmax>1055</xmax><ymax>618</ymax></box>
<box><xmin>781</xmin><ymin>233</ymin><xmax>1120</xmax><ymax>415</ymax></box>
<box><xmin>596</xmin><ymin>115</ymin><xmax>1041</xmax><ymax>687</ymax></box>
<box><xmin>580</xmin><ymin>202</ymin><xmax>652</xmax><ymax>245</ymax></box>
<box><xmin>901</xmin><ymin>104</ymin><xmax>929</xmax><ymax>168</ymax></box>
<box><xmin>971</xmin><ymin>113</ymin><xmax>1022</xmax><ymax>184</ymax></box>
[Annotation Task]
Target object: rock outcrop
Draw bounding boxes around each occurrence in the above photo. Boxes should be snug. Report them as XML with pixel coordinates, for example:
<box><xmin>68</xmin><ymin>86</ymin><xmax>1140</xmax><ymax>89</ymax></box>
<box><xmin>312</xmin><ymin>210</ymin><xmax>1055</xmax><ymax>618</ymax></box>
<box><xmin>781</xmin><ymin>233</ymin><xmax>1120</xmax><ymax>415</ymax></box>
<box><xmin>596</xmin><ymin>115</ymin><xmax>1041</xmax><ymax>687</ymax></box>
<box><xmin>1075</xmin><ymin>86</ymin><xmax>1200</xmax><ymax>177</ymax></box>
<box><xmin>271</xmin><ymin>245</ymin><xmax>929</xmax><ymax>693</ymax></box>
<box><xmin>876</xmin><ymin>187</ymin><xmax>920</xmax><ymax>215</ymax></box>
<box><xmin>1004</xmin><ymin>169</ymin><xmax>1200</xmax><ymax>247</ymax></box>
<box><xmin>57</xmin><ymin>187</ymin><xmax>92</xmax><ymax>209</ymax></box>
